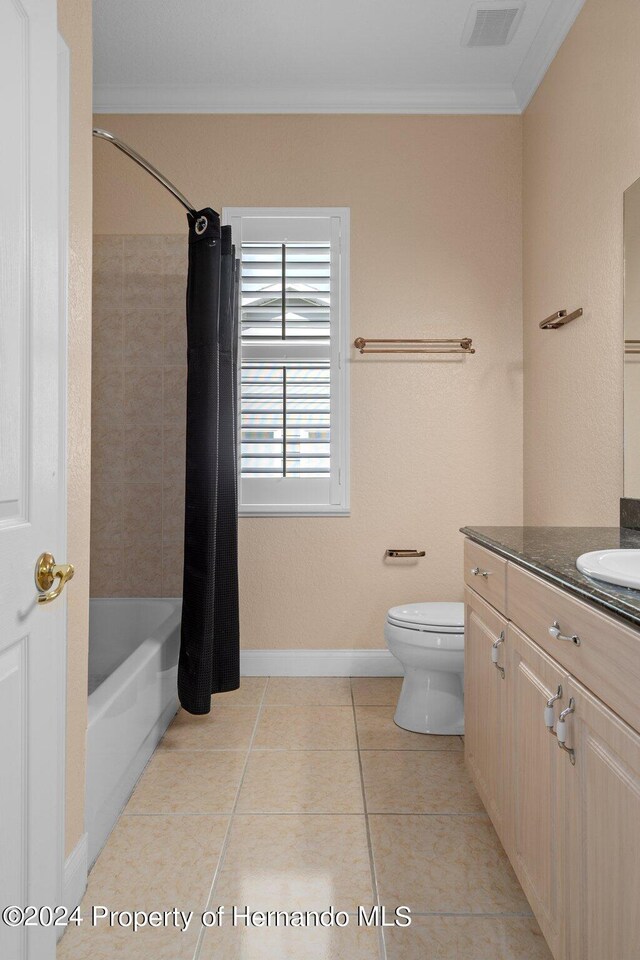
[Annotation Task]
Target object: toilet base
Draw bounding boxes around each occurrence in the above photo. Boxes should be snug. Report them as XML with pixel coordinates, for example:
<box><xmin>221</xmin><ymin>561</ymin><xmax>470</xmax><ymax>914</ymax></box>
<box><xmin>394</xmin><ymin>667</ymin><xmax>464</xmax><ymax>735</ymax></box>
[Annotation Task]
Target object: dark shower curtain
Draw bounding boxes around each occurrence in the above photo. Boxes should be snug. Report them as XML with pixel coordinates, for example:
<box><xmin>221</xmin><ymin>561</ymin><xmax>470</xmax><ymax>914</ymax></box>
<box><xmin>178</xmin><ymin>208</ymin><xmax>240</xmax><ymax>715</ymax></box>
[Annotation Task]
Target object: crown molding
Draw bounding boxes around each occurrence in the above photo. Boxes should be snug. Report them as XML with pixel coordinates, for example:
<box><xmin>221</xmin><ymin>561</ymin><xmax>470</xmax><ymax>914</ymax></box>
<box><xmin>93</xmin><ymin>82</ymin><xmax>521</xmax><ymax>115</ymax></box>
<box><xmin>514</xmin><ymin>0</ymin><xmax>586</xmax><ymax>111</ymax></box>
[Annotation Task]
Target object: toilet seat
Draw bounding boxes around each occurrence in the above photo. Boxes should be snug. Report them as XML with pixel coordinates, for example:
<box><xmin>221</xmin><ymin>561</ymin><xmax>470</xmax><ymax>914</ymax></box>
<box><xmin>386</xmin><ymin>601</ymin><xmax>464</xmax><ymax>632</ymax></box>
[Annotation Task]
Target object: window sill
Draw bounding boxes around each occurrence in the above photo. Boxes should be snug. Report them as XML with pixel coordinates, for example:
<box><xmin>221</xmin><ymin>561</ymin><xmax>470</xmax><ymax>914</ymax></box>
<box><xmin>239</xmin><ymin>507</ymin><xmax>350</xmax><ymax>518</ymax></box>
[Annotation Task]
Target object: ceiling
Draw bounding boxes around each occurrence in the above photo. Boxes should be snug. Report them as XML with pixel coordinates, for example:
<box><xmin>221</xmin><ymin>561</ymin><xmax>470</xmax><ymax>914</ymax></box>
<box><xmin>93</xmin><ymin>0</ymin><xmax>585</xmax><ymax>115</ymax></box>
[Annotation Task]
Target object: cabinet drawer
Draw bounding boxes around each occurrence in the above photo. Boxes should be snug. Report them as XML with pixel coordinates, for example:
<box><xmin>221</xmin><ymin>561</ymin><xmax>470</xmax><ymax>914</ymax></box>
<box><xmin>507</xmin><ymin>562</ymin><xmax>640</xmax><ymax>732</ymax></box>
<box><xmin>464</xmin><ymin>539</ymin><xmax>507</xmax><ymax>614</ymax></box>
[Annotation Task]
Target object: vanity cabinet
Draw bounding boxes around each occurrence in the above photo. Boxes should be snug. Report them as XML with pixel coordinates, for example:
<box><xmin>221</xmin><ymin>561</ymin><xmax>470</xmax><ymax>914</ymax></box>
<box><xmin>464</xmin><ymin>588</ymin><xmax>509</xmax><ymax>841</ymax></box>
<box><xmin>564</xmin><ymin>678</ymin><xmax>640</xmax><ymax>960</ymax></box>
<box><xmin>464</xmin><ymin>538</ymin><xmax>640</xmax><ymax>960</ymax></box>
<box><xmin>507</xmin><ymin>623</ymin><xmax>566</xmax><ymax>960</ymax></box>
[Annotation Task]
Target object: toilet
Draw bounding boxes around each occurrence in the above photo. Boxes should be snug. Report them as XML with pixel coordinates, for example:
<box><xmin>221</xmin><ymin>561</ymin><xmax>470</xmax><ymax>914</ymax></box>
<box><xmin>385</xmin><ymin>602</ymin><xmax>465</xmax><ymax>735</ymax></box>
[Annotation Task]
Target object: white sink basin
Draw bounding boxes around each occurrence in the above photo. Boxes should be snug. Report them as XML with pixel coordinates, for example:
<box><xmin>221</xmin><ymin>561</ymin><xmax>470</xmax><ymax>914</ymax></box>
<box><xmin>576</xmin><ymin>550</ymin><xmax>640</xmax><ymax>589</ymax></box>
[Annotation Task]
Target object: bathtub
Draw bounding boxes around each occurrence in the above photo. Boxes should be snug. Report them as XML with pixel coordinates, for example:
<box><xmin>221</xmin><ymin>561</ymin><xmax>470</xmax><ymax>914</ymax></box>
<box><xmin>85</xmin><ymin>598</ymin><xmax>181</xmax><ymax>865</ymax></box>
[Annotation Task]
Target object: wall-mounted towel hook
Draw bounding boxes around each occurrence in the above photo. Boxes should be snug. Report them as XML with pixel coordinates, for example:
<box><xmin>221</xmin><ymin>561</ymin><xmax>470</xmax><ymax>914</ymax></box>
<box><xmin>539</xmin><ymin>308</ymin><xmax>583</xmax><ymax>330</ymax></box>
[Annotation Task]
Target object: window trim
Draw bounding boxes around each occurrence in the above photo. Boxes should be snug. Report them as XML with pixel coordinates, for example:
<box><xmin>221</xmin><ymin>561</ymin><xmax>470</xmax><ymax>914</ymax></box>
<box><xmin>223</xmin><ymin>207</ymin><xmax>350</xmax><ymax>517</ymax></box>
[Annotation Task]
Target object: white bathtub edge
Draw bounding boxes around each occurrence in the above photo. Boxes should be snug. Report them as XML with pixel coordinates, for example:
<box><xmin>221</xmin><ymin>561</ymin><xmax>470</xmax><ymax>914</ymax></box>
<box><xmin>87</xmin><ymin>697</ymin><xmax>178</xmax><ymax>868</ymax></box>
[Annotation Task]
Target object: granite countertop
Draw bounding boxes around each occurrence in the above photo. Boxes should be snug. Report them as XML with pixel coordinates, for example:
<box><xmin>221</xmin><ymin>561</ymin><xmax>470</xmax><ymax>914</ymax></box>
<box><xmin>460</xmin><ymin>526</ymin><xmax>640</xmax><ymax>629</ymax></box>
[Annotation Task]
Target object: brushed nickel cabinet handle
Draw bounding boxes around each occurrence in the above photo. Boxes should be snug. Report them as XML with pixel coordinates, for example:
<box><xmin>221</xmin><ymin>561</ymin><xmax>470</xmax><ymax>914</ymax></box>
<box><xmin>556</xmin><ymin>698</ymin><xmax>576</xmax><ymax>764</ymax></box>
<box><xmin>549</xmin><ymin>621</ymin><xmax>581</xmax><ymax>646</ymax></box>
<box><xmin>544</xmin><ymin>685</ymin><xmax>563</xmax><ymax>730</ymax></box>
<box><xmin>491</xmin><ymin>632</ymin><xmax>505</xmax><ymax>679</ymax></box>
<box><xmin>471</xmin><ymin>566</ymin><xmax>491</xmax><ymax>579</ymax></box>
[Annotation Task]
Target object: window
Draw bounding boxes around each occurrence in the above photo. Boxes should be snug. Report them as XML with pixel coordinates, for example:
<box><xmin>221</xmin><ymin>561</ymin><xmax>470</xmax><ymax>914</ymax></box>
<box><xmin>224</xmin><ymin>208</ymin><xmax>350</xmax><ymax>516</ymax></box>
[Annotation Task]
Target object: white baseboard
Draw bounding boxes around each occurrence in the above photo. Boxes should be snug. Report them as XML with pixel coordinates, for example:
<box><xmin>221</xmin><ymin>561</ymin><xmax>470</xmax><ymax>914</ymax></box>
<box><xmin>58</xmin><ymin>832</ymin><xmax>88</xmax><ymax>937</ymax></box>
<box><xmin>240</xmin><ymin>649</ymin><xmax>402</xmax><ymax>677</ymax></box>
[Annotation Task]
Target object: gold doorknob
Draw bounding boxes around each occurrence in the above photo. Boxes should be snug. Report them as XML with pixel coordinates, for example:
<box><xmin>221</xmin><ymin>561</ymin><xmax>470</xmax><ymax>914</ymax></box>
<box><xmin>35</xmin><ymin>552</ymin><xmax>74</xmax><ymax>604</ymax></box>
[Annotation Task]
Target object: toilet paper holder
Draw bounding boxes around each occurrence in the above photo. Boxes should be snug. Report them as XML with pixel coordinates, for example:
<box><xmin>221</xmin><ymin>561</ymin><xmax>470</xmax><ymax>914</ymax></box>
<box><xmin>386</xmin><ymin>549</ymin><xmax>426</xmax><ymax>558</ymax></box>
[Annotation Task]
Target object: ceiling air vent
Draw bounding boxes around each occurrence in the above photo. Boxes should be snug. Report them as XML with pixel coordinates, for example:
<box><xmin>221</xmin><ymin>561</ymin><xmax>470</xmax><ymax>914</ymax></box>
<box><xmin>462</xmin><ymin>2</ymin><xmax>526</xmax><ymax>47</ymax></box>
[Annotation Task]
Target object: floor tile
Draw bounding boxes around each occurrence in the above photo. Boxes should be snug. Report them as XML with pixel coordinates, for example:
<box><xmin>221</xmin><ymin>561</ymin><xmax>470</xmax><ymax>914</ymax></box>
<box><xmin>216</xmin><ymin>677</ymin><xmax>268</xmax><ymax>705</ymax></box>
<box><xmin>236</xmin><ymin>751</ymin><xmax>364</xmax><ymax>814</ymax></box>
<box><xmin>361</xmin><ymin>751</ymin><xmax>483</xmax><ymax>813</ymax></box>
<box><xmin>384</xmin><ymin>915</ymin><xmax>552</xmax><ymax>960</ymax></box>
<box><xmin>265</xmin><ymin>677</ymin><xmax>353</xmax><ymax>705</ymax></box>
<box><xmin>355</xmin><ymin>705</ymin><xmax>463</xmax><ymax>751</ymax></box>
<box><xmin>127</xmin><ymin>750</ymin><xmax>246</xmax><ymax>814</ymax></box>
<box><xmin>351</xmin><ymin>677</ymin><xmax>403</xmax><ymax>706</ymax></box>
<box><xmin>370</xmin><ymin>815</ymin><xmax>531</xmax><ymax>915</ymax></box>
<box><xmin>214</xmin><ymin>815</ymin><xmax>373</xmax><ymax>911</ymax></box>
<box><xmin>82</xmin><ymin>814</ymin><xmax>228</xmax><ymax>910</ymax></box>
<box><xmin>57</xmin><ymin>922</ymin><xmax>198</xmax><ymax>960</ymax></box>
<box><xmin>199</xmin><ymin>919</ymin><xmax>381</xmax><ymax>959</ymax></box>
<box><xmin>160</xmin><ymin>704</ymin><xmax>259</xmax><ymax>751</ymax></box>
<box><xmin>253</xmin><ymin>706</ymin><xmax>357</xmax><ymax>750</ymax></box>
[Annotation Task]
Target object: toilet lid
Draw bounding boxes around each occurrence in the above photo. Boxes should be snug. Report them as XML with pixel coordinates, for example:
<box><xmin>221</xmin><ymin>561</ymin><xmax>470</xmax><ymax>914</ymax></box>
<box><xmin>387</xmin><ymin>602</ymin><xmax>464</xmax><ymax>633</ymax></box>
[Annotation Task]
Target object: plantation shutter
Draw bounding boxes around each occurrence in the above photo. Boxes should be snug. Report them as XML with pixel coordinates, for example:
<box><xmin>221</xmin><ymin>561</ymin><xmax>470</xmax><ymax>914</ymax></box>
<box><xmin>225</xmin><ymin>210</ymin><xmax>349</xmax><ymax>515</ymax></box>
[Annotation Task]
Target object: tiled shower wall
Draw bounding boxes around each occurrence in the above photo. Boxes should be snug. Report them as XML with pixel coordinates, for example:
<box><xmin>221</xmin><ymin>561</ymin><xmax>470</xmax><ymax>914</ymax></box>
<box><xmin>91</xmin><ymin>235</ymin><xmax>188</xmax><ymax>597</ymax></box>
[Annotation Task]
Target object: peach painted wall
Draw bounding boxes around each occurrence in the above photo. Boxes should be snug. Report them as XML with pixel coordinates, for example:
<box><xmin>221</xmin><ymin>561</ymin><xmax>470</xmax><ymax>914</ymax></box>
<box><xmin>58</xmin><ymin>0</ymin><xmax>92</xmax><ymax>856</ymax></box>
<box><xmin>93</xmin><ymin>114</ymin><xmax>523</xmax><ymax>649</ymax></box>
<box><xmin>523</xmin><ymin>0</ymin><xmax>640</xmax><ymax>524</ymax></box>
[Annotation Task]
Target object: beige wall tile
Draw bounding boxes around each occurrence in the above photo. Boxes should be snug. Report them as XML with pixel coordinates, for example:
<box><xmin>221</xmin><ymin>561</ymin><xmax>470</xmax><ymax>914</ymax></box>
<box><xmin>123</xmin><ymin>422</ymin><xmax>163</xmax><ymax>482</ymax></box>
<box><xmin>163</xmin><ymin>236</ymin><xmax>187</xmax><ymax>310</ymax></box>
<box><xmin>162</xmin><ymin>479</ymin><xmax>184</xmax><ymax>544</ymax></box>
<box><xmin>92</xmin><ymin>307</ymin><xmax>124</xmax><ymax>365</ymax></box>
<box><xmin>384</xmin><ymin>916</ymin><xmax>552</xmax><ymax>960</ymax></box>
<box><xmin>124</xmin><ymin>308</ymin><xmax>165</xmax><ymax>366</ymax></box>
<box><xmin>236</xmin><ymin>750</ymin><xmax>364</xmax><ymax>814</ymax></box>
<box><xmin>163</xmin><ymin>420</ymin><xmax>186</xmax><ymax>481</ymax></box>
<box><xmin>122</xmin><ymin>482</ymin><xmax>162</xmax><ymax>544</ymax></box>
<box><xmin>253</xmin><ymin>705</ymin><xmax>357</xmax><ymax>750</ymax></box>
<box><xmin>90</xmin><ymin>546</ymin><xmax>125</xmax><ymax>597</ymax></box>
<box><xmin>124</xmin><ymin>366</ymin><xmax>163</xmax><ymax>423</ymax></box>
<box><xmin>370</xmin><ymin>814</ymin><xmax>531</xmax><ymax>915</ymax></box>
<box><xmin>91</xmin><ymin>421</ymin><xmax>125</xmax><ymax>483</ymax></box>
<box><xmin>163</xmin><ymin>364</ymin><xmax>187</xmax><ymax>422</ymax></box>
<box><xmin>91</xmin><ymin>482</ymin><xmax>123</xmax><ymax>549</ymax></box>
<box><xmin>127</xmin><ymin>750</ymin><xmax>246</xmax><ymax>814</ymax></box>
<box><xmin>121</xmin><ymin>541</ymin><xmax>163</xmax><ymax>597</ymax></box>
<box><xmin>162</xmin><ymin>543</ymin><xmax>184</xmax><ymax>597</ymax></box>
<box><xmin>163</xmin><ymin>308</ymin><xmax>187</xmax><ymax>364</ymax></box>
<box><xmin>122</xmin><ymin>235</ymin><xmax>166</xmax><ymax>309</ymax></box>
<box><xmin>361</xmin><ymin>751</ymin><xmax>482</xmax><ymax>814</ymax></box>
<box><xmin>92</xmin><ymin>365</ymin><xmax>124</xmax><ymax>419</ymax></box>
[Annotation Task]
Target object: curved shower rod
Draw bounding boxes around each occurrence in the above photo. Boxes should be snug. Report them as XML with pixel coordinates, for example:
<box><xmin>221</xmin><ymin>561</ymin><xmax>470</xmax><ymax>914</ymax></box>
<box><xmin>93</xmin><ymin>127</ymin><xmax>198</xmax><ymax>215</ymax></box>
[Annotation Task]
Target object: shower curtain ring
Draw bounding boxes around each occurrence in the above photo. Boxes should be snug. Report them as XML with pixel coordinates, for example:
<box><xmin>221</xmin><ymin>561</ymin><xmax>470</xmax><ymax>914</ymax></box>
<box><xmin>195</xmin><ymin>216</ymin><xmax>208</xmax><ymax>235</ymax></box>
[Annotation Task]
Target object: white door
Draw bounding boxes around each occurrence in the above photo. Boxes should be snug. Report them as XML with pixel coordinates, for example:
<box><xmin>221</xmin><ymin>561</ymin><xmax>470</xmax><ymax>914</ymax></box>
<box><xmin>0</xmin><ymin>0</ymin><xmax>66</xmax><ymax>958</ymax></box>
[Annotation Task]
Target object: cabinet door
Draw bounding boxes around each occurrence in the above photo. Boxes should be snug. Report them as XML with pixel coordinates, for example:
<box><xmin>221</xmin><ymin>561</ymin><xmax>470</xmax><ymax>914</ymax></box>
<box><xmin>564</xmin><ymin>678</ymin><xmax>640</xmax><ymax>960</ymax></box>
<box><xmin>507</xmin><ymin>625</ymin><xmax>567</xmax><ymax>960</ymax></box>
<box><xmin>464</xmin><ymin>587</ymin><xmax>509</xmax><ymax>843</ymax></box>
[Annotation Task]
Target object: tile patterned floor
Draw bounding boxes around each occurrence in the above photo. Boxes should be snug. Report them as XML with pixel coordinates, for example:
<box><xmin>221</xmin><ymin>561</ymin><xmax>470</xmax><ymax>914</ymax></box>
<box><xmin>57</xmin><ymin>678</ymin><xmax>552</xmax><ymax>960</ymax></box>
